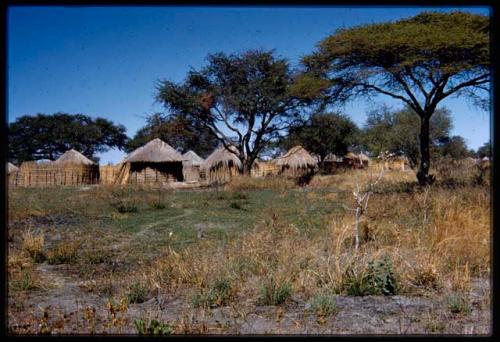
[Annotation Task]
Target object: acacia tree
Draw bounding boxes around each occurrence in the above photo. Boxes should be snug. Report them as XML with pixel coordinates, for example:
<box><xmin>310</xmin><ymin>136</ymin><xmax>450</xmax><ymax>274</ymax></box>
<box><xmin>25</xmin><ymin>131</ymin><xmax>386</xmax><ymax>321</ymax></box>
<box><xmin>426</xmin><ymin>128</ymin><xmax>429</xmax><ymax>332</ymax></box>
<box><xmin>300</xmin><ymin>11</ymin><xmax>490</xmax><ymax>185</ymax></box>
<box><xmin>156</xmin><ymin>50</ymin><xmax>304</xmax><ymax>174</ymax></box>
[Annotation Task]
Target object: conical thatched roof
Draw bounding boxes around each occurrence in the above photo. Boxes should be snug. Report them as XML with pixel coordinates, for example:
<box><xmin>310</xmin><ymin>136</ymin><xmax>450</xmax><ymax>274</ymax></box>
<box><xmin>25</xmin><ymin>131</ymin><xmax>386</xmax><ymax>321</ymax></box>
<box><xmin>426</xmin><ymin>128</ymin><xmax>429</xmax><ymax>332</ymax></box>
<box><xmin>54</xmin><ymin>149</ymin><xmax>95</xmax><ymax>165</ymax></box>
<box><xmin>203</xmin><ymin>145</ymin><xmax>242</xmax><ymax>171</ymax></box>
<box><xmin>274</xmin><ymin>145</ymin><xmax>318</xmax><ymax>169</ymax></box>
<box><xmin>182</xmin><ymin>150</ymin><xmax>204</xmax><ymax>166</ymax></box>
<box><xmin>7</xmin><ymin>162</ymin><xmax>19</xmax><ymax>174</ymax></box>
<box><xmin>122</xmin><ymin>138</ymin><xmax>183</xmax><ymax>163</ymax></box>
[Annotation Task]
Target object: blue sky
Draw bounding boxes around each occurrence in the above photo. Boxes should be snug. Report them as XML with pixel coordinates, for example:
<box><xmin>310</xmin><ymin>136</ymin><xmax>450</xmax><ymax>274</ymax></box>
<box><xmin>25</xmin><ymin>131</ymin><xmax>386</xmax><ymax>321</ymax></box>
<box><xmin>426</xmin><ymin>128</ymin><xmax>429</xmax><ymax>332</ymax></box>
<box><xmin>8</xmin><ymin>6</ymin><xmax>491</xmax><ymax>164</ymax></box>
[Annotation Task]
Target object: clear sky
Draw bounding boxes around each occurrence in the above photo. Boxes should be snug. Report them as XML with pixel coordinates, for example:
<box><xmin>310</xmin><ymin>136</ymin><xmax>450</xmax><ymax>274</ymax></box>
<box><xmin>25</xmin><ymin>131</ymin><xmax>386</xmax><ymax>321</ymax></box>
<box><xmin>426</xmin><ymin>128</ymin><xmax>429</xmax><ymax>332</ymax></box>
<box><xmin>8</xmin><ymin>6</ymin><xmax>491</xmax><ymax>164</ymax></box>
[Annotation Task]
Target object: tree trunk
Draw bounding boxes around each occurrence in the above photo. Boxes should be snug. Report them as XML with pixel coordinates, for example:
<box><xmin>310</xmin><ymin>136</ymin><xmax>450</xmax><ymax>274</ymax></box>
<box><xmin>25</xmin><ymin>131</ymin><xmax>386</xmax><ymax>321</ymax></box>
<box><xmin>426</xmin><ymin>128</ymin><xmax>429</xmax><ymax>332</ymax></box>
<box><xmin>416</xmin><ymin>115</ymin><xmax>435</xmax><ymax>186</ymax></box>
<box><xmin>242</xmin><ymin>160</ymin><xmax>251</xmax><ymax>176</ymax></box>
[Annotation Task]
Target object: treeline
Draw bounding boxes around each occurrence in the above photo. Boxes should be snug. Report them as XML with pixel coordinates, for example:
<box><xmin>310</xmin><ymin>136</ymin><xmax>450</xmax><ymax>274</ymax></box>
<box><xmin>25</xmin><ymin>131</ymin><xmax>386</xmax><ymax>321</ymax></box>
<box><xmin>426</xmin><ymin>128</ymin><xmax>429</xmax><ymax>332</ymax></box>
<box><xmin>8</xmin><ymin>11</ymin><xmax>490</xmax><ymax>185</ymax></box>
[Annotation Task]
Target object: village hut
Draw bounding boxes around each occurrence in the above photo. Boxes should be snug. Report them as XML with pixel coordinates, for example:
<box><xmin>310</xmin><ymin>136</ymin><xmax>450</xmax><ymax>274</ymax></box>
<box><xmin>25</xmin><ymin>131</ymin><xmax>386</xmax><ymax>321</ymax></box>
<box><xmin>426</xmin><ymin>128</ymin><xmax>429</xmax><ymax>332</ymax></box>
<box><xmin>182</xmin><ymin>150</ymin><xmax>205</xmax><ymax>182</ymax></box>
<box><xmin>249</xmin><ymin>159</ymin><xmax>279</xmax><ymax>177</ymax></box>
<box><xmin>343</xmin><ymin>152</ymin><xmax>364</xmax><ymax>169</ymax></box>
<box><xmin>322</xmin><ymin>153</ymin><xmax>344</xmax><ymax>173</ymax></box>
<box><xmin>19</xmin><ymin>149</ymin><xmax>99</xmax><ymax>186</ymax></box>
<box><xmin>7</xmin><ymin>162</ymin><xmax>20</xmax><ymax>187</ymax></box>
<box><xmin>274</xmin><ymin>145</ymin><xmax>318</xmax><ymax>177</ymax></box>
<box><xmin>202</xmin><ymin>145</ymin><xmax>242</xmax><ymax>184</ymax></box>
<box><xmin>358</xmin><ymin>152</ymin><xmax>371</xmax><ymax>167</ymax></box>
<box><xmin>114</xmin><ymin>138</ymin><xmax>184</xmax><ymax>185</ymax></box>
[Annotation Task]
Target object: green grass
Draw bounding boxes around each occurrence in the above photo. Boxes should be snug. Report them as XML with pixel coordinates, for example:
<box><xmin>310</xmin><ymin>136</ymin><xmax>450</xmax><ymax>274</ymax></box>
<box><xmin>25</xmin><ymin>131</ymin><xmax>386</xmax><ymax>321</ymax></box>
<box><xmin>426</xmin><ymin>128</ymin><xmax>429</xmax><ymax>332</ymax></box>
<box><xmin>8</xmin><ymin>186</ymin><xmax>344</xmax><ymax>267</ymax></box>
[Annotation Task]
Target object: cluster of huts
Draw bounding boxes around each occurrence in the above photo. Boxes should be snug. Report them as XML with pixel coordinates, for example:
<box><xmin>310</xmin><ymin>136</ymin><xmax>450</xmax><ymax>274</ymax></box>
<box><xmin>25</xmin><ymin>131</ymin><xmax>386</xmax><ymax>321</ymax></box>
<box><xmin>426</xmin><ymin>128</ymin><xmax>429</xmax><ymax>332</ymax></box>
<box><xmin>7</xmin><ymin>138</ymin><xmax>412</xmax><ymax>188</ymax></box>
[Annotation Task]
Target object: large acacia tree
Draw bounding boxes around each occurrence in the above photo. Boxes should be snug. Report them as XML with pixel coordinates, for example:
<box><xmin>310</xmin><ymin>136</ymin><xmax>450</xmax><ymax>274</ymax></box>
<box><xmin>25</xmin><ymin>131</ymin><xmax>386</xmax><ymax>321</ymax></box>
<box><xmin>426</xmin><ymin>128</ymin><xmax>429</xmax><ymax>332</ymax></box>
<box><xmin>156</xmin><ymin>50</ymin><xmax>305</xmax><ymax>174</ymax></box>
<box><xmin>299</xmin><ymin>11</ymin><xmax>490</xmax><ymax>185</ymax></box>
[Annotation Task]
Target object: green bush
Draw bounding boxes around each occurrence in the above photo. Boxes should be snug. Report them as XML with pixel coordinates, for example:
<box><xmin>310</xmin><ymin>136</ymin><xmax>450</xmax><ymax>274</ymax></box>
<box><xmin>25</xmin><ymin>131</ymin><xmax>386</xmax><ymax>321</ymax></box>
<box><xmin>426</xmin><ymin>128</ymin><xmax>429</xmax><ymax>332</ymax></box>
<box><xmin>308</xmin><ymin>293</ymin><xmax>338</xmax><ymax>318</ymax></box>
<box><xmin>191</xmin><ymin>278</ymin><xmax>234</xmax><ymax>308</ymax></box>
<box><xmin>229</xmin><ymin>202</ymin><xmax>243</xmax><ymax>210</ymax></box>
<box><xmin>259</xmin><ymin>278</ymin><xmax>292</xmax><ymax>305</ymax></box>
<box><xmin>134</xmin><ymin>319</ymin><xmax>172</xmax><ymax>335</ymax></box>
<box><xmin>447</xmin><ymin>293</ymin><xmax>471</xmax><ymax>314</ymax></box>
<box><xmin>127</xmin><ymin>281</ymin><xmax>148</xmax><ymax>304</ymax></box>
<box><xmin>343</xmin><ymin>256</ymin><xmax>398</xmax><ymax>296</ymax></box>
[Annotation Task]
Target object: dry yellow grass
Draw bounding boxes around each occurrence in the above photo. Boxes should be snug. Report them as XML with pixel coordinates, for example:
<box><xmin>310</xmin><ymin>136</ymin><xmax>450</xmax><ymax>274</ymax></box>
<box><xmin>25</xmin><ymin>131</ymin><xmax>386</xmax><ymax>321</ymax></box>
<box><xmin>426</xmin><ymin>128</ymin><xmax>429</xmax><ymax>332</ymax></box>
<box><xmin>141</xmin><ymin>168</ymin><xmax>490</xmax><ymax>301</ymax></box>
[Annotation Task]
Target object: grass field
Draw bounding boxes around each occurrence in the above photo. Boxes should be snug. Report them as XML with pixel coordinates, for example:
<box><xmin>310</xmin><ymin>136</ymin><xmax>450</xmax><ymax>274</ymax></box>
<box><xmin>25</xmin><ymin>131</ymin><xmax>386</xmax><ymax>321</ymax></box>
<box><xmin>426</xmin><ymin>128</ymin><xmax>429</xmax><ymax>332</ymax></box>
<box><xmin>7</xmin><ymin>167</ymin><xmax>491</xmax><ymax>335</ymax></box>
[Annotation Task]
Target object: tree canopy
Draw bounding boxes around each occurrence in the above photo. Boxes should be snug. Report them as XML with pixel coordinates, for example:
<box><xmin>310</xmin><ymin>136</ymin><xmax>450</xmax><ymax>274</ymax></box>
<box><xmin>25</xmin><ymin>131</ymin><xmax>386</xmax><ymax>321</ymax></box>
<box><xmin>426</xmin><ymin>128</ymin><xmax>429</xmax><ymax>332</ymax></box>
<box><xmin>300</xmin><ymin>11</ymin><xmax>490</xmax><ymax>185</ymax></box>
<box><xmin>361</xmin><ymin>105</ymin><xmax>452</xmax><ymax>166</ymax></box>
<box><xmin>476</xmin><ymin>141</ymin><xmax>491</xmax><ymax>158</ymax></box>
<box><xmin>156</xmin><ymin>49</ymin><xmax>305</xmax><ymax>173</ymax></box>
<box><xmin>9</xmin><ymin>113</ymin><xmax>128</xmax><ymax>164</ymax></box>
<box><xmin>125</xmin><ymin>113</ymin><xmax>219</xmax><ymax>158</ymax></box>
<box><xmin>281</xmin><ymin>112</ymin><xmax>359</xmax><ymax>165</ymax></box>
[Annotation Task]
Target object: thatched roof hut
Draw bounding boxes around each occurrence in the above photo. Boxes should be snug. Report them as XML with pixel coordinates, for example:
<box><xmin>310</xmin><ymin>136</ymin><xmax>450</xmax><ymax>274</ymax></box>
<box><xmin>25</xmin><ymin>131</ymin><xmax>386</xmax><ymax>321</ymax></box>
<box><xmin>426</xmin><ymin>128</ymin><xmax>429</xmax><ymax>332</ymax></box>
<box><xmin>274</xmin><ymin>145</ymin><xmax>317</xmax><ymax>177</ymax></box>
<box><xmin>115</xmin><ymin>138</ymin><xmax>185</xmax><ymax>185</ymax></box>
<box><xmin>182</xmin><ymin>150</ymin><xmax>205</xmax><ymax>182</ymax></box>
<box><xmin>203</xmin><ymin>145</ymin><xmax>242</xmax><ymax>183</ymax></box>
<box><xmin>182</xmin><ymin>150</ymin><xmax>204</xmax><ymax>166</ymax></box>
<box><xmin>19</xmin><ymin>149</ymin><xmax>99</xmax><ymax>187</ymax></box>
<box><xmin>54</xmin><ymin>149</ymin><xmax>95</xmax><ymax>165</ymax></box>
<box><xmin>7</xmin><ymin>162</ymin><xmax>19</xmax><ymax>174</ymax></box>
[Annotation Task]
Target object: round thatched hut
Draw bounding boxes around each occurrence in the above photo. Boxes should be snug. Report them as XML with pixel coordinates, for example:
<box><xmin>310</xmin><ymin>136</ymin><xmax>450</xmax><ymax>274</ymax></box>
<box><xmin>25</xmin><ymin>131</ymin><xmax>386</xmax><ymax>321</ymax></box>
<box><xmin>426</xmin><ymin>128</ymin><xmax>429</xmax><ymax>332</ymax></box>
<box><xmin>274</xmin><ymin>145</ymin><xmax>318</xmax><ymax>177</ymax></box>
<box><xmin>19</xmin><ymin>149</ymin><xmax>98</xmax><ymax>186</ymax></box>
<box><xmin>115</xmin><ymin>138</ymin><xmax>184</xmax><ymax>185</ymax></box>
<box><xmin>182</xmin><ymin>150</ymin><xmax>205</xmax><ymax>182</ymax></box>
<box><xmin>202</xmin><ymin>145</ymin><xmax>242</xmax><ymax>184</ymax></box>
<box><xmin>7</xmin><ymin>162</ymin><xmax>20</xmax><ymax>187</ymax></box>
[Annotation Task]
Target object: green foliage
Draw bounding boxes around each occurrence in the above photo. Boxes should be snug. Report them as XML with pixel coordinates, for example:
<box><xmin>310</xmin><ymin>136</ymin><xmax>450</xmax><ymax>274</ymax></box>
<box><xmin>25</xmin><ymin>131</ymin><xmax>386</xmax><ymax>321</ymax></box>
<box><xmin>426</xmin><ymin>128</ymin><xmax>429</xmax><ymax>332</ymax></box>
<box><xmin>308</xmin><ymin>293</ymin><xmax>338</xmax><ymax>317</ymax></box>
<box><xmin>8</xmin><ymin>113</ymin><xmax>127</xmax><ymax>164</ymax></box>
<box><xmin>229</xmin><ymin>202</ymin><xmax>243</xmax><ymax>210</ymax></box>
<box><xmin>281</xmin><ymin>112</ymin><xmax>359</xmax><ymax>164</ymax></box>
<box><xmin>156</xmin><ymin>49</ymin><xmax>306</xmax><ymax>172</ymax></box>
<box><xmin>447</xmin><ymin>293</ymin><xmax>471</xmax><ymax>314</ymax></box>
<box><xmin>259</xmin><ymin>278</ymin><xmax>292</xmax><ymax>305</ymax></box>
<box><xmin>477</xmin><ymin>141</ymin><xmax>491</xmax><ymax>159</ymax></box>
<box><xmin>127</xmin><ymin>281</ymin><xmax>148</xmax><ymax>304</ymax></box>
<box><xmin>302</xmin><ymin>11</ymin><xmax>490</xmax><ymax>184</ymax></box>
<box><xmin>134</xmin><ymin>319</ymin><xmax>172</xmax><ymax>335</ymax></box>
<box><xmin>361</xmin><ymin>105</ymin><xmax>453</xmax><ymax>165</ymax></box>
<box><xmin>343</xmin><ymin>256</ymin><xmax>398</xmax><ymax>296</ymax></box>
<box><xmin>191</xmin><ymin>278</ymin><xmax>234</xmax><ymax>308</ymax></box>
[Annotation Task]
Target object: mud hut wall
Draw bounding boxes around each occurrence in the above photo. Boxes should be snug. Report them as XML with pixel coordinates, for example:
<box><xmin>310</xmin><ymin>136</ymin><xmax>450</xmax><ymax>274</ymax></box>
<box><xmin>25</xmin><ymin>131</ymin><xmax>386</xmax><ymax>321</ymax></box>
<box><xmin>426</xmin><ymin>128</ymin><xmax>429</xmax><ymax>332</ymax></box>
<box><xmin>18</xmin><ymin>162</ymin><xmax>99</xmax><ymax>187</ymax></box>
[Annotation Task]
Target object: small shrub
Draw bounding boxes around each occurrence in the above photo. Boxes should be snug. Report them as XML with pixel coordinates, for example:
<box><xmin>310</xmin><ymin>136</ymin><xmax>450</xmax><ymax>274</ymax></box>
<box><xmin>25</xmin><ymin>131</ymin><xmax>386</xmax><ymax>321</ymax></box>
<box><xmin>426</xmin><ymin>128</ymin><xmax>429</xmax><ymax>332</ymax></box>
<box><xmin>110</xmin><ymin>196</ymin><xmax>138</xmax><ymax>213</ymax></box>
<box><xmin>134</xmin><ymin>319</ymin><xmax>172</xmax><ymax>335</ymax></box>
<box><xmin>308</xmin><ymin>293</ymin><xmax>338</xmax><ymax>318</ymax></box>
<box><xmin>259</xmin><ymin>278</ymin><xmax>292</xmax><ymax>305</ymax></box>
<box><xmin>232</xmin><ymin>191</ymin><xmax>249</xmax><ymax>200</ymax></box>
<box><xmin>343</xmin><ymin>256</ymin><xmax>398</xmax><ymax>296</ymax></box>
<box><xmin>10</xmin><ymin>269</ymin><xmax>40</xmax><ymax>292</ymax></box>
<box><xmin>22</xmin><ymin>230</ymin><xmax>46</xmax><ymax>263</ymax></box>
<box><xmin>447</xmin><ymin>293</ymin><xmax>471</xmax><ymax>314</ymax></box>
<box><xmin>191</xmin><ymin>278</ymin><xmax>235</xmax><ymax>308</ymax></box>
<box><xmin>127</xmin><ymin>281</ymin><xmax>148</xmax><ymax>304</ymax></box>
<box><xmin>80</xmin><ymin>249</ymin><xmax>111</xmax><ymax>265</ymax></box>
<box><xmin>229</xmin><ymin>202</ymin><xmax>243</xmax><ymax>210</ymax></box>
<box><xmin>151</xmin><ymin>202</ymin><xmax>166</xmax><ymax>210</ymax></box>
<box><xmin>46</xmin><ymin>242</ymin><xmax>79</xmax><ymax>265</ymax></box>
